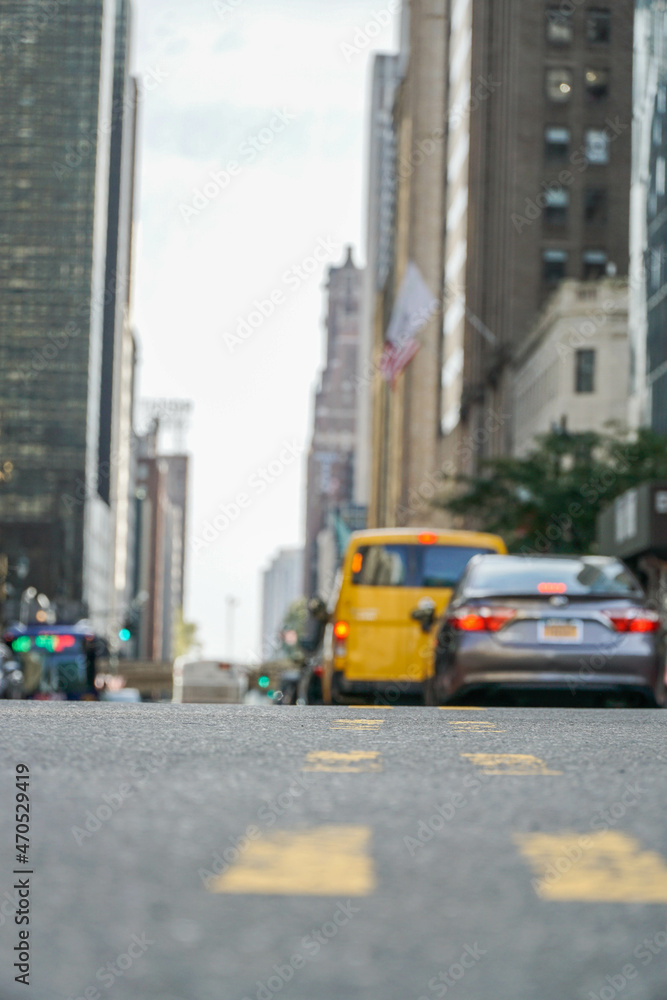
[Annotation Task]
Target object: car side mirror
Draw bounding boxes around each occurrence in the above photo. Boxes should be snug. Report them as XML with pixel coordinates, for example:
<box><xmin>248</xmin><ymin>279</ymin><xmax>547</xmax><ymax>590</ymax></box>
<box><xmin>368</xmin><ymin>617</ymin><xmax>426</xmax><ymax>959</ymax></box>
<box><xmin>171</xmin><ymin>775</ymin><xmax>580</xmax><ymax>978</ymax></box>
<box><xmin>308</xmin><ymin>596</ymin><xmax>330</xmax><ymax>624</ymax></box>
<box><xmin>411</xmin><ymin>597</ymin><xmax>437</xmax><ymax>633</ymax></box>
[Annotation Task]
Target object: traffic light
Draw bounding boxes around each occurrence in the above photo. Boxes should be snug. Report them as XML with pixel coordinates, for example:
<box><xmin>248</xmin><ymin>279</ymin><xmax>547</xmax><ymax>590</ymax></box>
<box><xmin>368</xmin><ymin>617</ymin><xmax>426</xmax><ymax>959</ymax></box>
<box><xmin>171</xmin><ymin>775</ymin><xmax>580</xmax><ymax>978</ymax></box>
<box><xmin>258</xmin><ymin>675</ymin><xmax>270</xmax><ymax>689</ymax></box>
<box><xmin>118</xmin><ymin>628</ymin><xmax>131</xmax><ymax>642</ymax></box>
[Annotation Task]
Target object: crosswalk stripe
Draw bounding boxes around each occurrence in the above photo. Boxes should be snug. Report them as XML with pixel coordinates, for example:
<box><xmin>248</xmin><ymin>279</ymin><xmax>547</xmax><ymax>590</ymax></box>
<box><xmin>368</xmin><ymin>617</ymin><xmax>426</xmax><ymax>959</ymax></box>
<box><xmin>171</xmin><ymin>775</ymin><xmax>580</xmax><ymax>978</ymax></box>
<box><xmin>514</xmin><ymin>831</ymin><xmax>667</xmax><ymax>902</ymax></box>
<box><xmin>209</xmin><ymin>826</ymin><xmax>376</xmax><ymax>896</ymax></box>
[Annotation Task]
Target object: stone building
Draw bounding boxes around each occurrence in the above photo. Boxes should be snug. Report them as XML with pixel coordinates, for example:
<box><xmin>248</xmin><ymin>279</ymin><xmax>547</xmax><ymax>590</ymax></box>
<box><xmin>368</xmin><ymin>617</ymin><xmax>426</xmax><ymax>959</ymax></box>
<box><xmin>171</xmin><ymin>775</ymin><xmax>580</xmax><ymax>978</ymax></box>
<box><xmin>512</xmin><ymin>279</ymin><xmax>629</xmax><ymax>457</ymax></box>
<box><xmin>304</xmin><ymin>249</ymin><xmax>365</xmax><ymax>598</ymax></box>
<box><xmin>367</xmin><ymin>0</ymin><xmax>634</xmax><ymax>527</ymax></box>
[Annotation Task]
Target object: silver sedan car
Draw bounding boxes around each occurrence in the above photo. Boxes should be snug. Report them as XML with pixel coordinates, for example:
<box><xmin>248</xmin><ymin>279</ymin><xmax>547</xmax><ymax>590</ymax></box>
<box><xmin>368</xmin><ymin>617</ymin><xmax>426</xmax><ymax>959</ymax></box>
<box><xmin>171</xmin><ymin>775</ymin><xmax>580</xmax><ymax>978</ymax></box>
<box><xmin>433</xmin><ymin>555</ymin><xmax>666</xmax><ymax>707</ymax></box>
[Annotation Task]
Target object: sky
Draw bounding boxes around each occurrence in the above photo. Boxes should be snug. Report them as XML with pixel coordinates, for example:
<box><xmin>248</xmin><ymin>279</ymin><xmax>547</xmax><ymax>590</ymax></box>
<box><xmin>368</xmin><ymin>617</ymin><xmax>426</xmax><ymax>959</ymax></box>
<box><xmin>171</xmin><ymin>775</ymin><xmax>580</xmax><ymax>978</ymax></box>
<box><xmin>130</xmin><ymin>0</ymin><xmax>400</xmax><ymax>660</ymax></box>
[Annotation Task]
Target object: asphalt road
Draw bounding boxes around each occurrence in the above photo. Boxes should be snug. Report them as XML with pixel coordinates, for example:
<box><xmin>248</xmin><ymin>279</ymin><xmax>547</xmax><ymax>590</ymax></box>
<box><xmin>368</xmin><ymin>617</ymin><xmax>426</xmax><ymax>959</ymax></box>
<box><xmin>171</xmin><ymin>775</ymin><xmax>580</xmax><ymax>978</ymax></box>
<box><xmin>1</xmin><ymin>703</ymin><xmax>666</xmax><ymax>1000</ymax></box>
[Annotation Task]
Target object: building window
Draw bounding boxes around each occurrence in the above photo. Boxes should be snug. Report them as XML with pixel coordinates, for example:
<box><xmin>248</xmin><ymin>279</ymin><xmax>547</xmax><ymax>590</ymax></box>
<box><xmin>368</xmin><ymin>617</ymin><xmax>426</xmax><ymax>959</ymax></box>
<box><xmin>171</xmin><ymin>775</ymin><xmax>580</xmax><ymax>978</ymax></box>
<box><xmin>582</xmin><ymin>249</ymin><xmax>608</xmax><ymax>279</ymax></box>
<box><xmin>584</xmin><ymin>68</ymin><xmax>609</xmax><ymax>102</ymax></box>
<box><xmin>546</xmin><ymin>68</ymin><xmax>572</xmax><ymax>102</ymax></box>
<box><xmin>543</xmin><ymin>249</ymin><xmax>568</xmax><ymax>284</ymax></box>
<box><xmin>545</xmin><ymin>126</ymin><xmax>570</xmax><ymax>160</ymax></box>
<box><xmin>586</xmin><ymin>9</ymin><xmax>611</xmax><ymax>45</ymax></box>
<box><xmin>544</xmin><ymin>187</ymin><xmax>569</xmax><ymax>225</ymax></box>
<box><xmin>546</xmin><ymin>9</ymin><xmax>573</xmax><ymax>45</ymax></box>
<box><xmin>575</xmin><ymin>349</ymin><xmax>596</xmax><ymax>393</ymax></box>
<box><xmin>585</xmin><ymin>130</ymin><xmax>609</xmax><ymax>164</ymax></box>
<box><xmin>657</xmin><ymin>157</ymin><xmax>666</xmax><ymax>197</ymax></box>
<box><xmin>584</xmin><ymin>187</ymin><xmax>607</xmax><ymax>225</ymax></box>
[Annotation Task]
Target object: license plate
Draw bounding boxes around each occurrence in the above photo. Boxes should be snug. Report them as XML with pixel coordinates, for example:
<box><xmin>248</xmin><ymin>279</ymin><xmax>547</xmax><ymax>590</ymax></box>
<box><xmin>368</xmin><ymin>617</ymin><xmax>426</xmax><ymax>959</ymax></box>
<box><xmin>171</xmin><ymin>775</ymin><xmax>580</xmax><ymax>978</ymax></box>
<box><xmin>538</xmin><ymin>619</ymin><xmax>583</xmax><ymax>643</ymax></box>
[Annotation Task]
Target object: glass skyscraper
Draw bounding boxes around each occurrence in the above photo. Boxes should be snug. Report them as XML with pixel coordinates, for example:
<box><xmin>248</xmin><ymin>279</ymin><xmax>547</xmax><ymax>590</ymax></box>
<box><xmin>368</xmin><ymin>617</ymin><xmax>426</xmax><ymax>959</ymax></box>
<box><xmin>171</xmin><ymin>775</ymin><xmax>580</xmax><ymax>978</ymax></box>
<box><xmin>0</xmin><ymin>0</ymin><xmax>136</xmax><ymax>628</ymax></box>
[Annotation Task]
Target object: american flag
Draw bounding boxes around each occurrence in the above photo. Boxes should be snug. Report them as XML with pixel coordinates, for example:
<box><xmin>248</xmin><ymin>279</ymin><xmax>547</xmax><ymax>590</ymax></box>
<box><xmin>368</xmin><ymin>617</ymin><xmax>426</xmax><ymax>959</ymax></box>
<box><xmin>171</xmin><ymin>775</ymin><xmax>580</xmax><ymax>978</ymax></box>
<box><xmin>380</xmin><ymin>262</ymin><xmax>438</xmax><ymax>386</ymax></box>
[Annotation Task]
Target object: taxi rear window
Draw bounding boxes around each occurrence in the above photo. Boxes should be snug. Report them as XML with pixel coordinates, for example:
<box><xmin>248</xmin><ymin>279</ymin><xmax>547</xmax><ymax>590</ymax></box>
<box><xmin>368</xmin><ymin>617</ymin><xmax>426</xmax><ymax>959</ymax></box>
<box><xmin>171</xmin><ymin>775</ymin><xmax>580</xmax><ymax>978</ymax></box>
<box><xmin>351</xmin><ymin>544</ymin><xmax>495</xmax><ymax>588</ymax></box>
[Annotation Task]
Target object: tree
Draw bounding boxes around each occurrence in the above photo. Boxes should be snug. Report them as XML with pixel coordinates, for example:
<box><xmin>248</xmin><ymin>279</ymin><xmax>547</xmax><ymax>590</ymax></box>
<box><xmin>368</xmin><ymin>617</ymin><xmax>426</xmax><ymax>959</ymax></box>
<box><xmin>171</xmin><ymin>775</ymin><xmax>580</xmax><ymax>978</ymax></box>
<box><xmin>173</xmin><ymin>608</ymin><xmax>203</xmax><ymax>659</ymax></box>
<box><xmin>433</xmin><ymin>428</ymin><xmax>667</xmax><ymax>554</ymax></box>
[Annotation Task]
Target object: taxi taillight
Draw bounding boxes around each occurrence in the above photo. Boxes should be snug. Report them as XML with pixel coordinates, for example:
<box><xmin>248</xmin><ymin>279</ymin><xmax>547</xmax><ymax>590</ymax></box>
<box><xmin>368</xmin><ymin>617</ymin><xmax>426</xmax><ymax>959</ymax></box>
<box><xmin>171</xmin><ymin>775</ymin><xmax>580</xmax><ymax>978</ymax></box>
<box><xmin>333</xmin><ymin>621</ymin><xmax>349</xmax><ymax>640</ymax></box>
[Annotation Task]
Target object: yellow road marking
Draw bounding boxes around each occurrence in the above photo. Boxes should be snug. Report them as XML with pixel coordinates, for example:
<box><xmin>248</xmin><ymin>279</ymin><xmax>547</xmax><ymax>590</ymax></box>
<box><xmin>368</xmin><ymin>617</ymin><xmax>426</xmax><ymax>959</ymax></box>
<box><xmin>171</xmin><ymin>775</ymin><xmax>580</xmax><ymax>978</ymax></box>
<box><xmin>448</xmin><ymin>720</ymin><xmax>496</xmax><ymax>725</ymax></box>
<box><xmin>303</xmin><ymin>751</ymin><xmax>382</xmax><ymax>773</ymax></box>
<box><xmin>447</xmin><ymin>721</ymin><xmax>505</xmax><ymax>733</ymax></box>
<box><xmin>461</xmin><ymin>753</ymin><xmax>562</xmax><ymax>775</ymax></box>
<box><xmin>514</xmin><ymin>831</ymin><xmax>667</xmax><ymax>903</ymax></box>
<box><xmin>331</xmin><ymin>719</ymin><xmax>384</xmax><ymax>731</ymax></box>
<box><xmin>439</xmin><ymin>706</ymin><xmax>488</xmax><ymax>711</ymax></box>
<box><xmin>209</xmin><ymin>826</ymin><xmax>375</xmax><ymax>896</ymax></box>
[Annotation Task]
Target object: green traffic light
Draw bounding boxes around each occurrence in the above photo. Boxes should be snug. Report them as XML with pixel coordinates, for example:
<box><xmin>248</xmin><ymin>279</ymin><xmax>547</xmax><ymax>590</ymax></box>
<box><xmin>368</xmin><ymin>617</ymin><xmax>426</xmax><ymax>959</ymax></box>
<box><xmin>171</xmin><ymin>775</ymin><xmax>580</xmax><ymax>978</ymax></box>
<box><xmin>119</xmin><ymin>628</ymin><xmax>131</xmax><ymax>642</ymax></box>
<box><xmin>258</xmin><ymin>675</ymin><xmax>270</xmax><ymax>689</ymax></box>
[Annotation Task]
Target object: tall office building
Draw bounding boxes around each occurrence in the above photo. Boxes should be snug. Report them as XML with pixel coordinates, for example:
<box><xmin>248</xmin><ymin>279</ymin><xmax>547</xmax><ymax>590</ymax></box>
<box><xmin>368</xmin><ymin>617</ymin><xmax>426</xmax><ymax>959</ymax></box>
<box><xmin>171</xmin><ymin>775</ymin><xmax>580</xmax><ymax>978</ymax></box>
<box><xmin>368</xmin><ymin>0</ymin><xmax>634</xmax><ymax>526</ymax></box>
<box><xmin>0</xmin><ymin>0</ymin><xmax>137</xmax><ymax>631</ymax></box>
<box><xmin>261</xmin><ymin>547</ymin><xmax>304</xmax><ymax>661</ymax></box>
<box><xmin>304</xmin><ymin>248</ymin><xmax>365</xmax><ymax>598</ymax></box>
<box><xmin>132</xmin><ymin>434</ymin><xmax>189</xmax><ymax>663</ymax></box>
<box><xmin>449</xmin><ymin>0</ymin><xmax>633</xmax><ymax>464</ymax></box>
<box><xmin>629</xmin><ymin>0</ymin><xmax>667</xmax><ymax>431</ymax></box>
<box><xmin>355</xmin><ymin>53</ymin><xmax>400</xmax><ymax>509</ymax></box>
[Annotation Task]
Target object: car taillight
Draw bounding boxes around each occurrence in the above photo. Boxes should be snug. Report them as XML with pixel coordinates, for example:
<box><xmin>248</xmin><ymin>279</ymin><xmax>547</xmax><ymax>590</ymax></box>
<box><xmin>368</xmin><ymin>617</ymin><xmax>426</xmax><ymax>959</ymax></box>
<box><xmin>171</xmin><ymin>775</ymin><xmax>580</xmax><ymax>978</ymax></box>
<box><xmin>449</xmin><ymin>606</ymin><xmax>516</xmax><ymax>632</ymax></box>
<box><xmin>603</xmin><ymin>609</ymin><xmax>661</xmax><ymax>633</ymax></box>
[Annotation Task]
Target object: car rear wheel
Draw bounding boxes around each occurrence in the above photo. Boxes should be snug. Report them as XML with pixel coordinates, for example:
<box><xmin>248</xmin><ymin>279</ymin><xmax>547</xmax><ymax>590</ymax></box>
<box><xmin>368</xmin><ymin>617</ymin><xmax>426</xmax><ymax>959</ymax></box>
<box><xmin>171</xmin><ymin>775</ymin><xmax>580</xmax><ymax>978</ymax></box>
<box><xmin>422</xmin><ymin>676</ymin><xmax>437</xmax><ymax>706</ymax></box>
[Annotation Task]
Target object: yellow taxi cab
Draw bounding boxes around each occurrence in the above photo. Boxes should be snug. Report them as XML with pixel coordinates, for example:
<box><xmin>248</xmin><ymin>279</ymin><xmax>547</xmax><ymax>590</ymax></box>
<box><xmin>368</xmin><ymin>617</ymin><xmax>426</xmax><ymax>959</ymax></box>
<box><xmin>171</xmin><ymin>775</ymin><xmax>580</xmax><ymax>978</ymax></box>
<box><xmin>321</xmin><ymin>528</ymin><xmax>507</xmax><ymax>705</ymax></box>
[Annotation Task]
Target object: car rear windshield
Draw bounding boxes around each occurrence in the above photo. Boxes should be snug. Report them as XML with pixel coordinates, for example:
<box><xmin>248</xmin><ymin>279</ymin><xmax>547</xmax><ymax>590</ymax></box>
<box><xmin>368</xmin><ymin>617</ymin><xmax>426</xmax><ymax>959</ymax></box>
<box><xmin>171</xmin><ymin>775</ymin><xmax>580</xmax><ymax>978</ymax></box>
<box><xmin>464</xmin><ymin>557</ymin><xmax>642</xmax><ymax>597</ymax></box>
<box><xmin>352</xmin><ymin>544</ymin><xmax>496</xmax><ymax>588</ymax></box>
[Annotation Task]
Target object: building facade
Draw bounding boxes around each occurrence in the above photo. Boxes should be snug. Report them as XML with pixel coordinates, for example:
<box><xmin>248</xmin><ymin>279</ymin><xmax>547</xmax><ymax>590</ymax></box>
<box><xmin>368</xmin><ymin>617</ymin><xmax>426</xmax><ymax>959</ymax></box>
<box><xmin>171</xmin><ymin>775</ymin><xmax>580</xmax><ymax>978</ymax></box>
<box><xmin>0</xmin><ymin>0</ymin><xmax>137</xmax><ymax>633</ymax></box>
<box><xmin>513</xmin><ymin>279</ymin><xmax>629</xmax><ymax>456</ymax></box>
<box><xmin>629</xmin><ymin>0</ymin><xmax>667</xmax><ymax>430</ymax></box>
<box><xmin>261</xmin><ymin>547</ymin><xmax>304</xmax><ymax>661</ymax></box>
<box><xmin>367</xmin><ymin>0</ymin><xmax>634</xmax><ymax>526</ymax></box>
<box><xmin>304</xmin><ymin>248</ymin><xmax>365</xmax><ymax>597</ymax></box>
<box><xmin>131</xmin><ymin>434</ymin><xmax>189</xmax><ymax>663</ymax></box>
<box><xmin>355</xmin><ymin>53</ymin><xmax>400</xmax><ymax>509</ymax></box>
